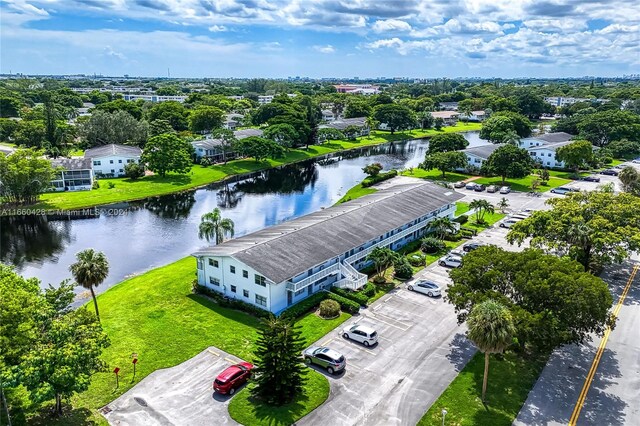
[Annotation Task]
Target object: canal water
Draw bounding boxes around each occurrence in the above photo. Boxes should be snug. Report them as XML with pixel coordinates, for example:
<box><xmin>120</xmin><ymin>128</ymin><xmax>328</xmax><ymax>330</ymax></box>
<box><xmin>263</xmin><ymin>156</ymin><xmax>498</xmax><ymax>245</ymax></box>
<box><xmin>0</xmin><ymin>132</ymin><xmax>487</xmax><ymax>294</ymax></box>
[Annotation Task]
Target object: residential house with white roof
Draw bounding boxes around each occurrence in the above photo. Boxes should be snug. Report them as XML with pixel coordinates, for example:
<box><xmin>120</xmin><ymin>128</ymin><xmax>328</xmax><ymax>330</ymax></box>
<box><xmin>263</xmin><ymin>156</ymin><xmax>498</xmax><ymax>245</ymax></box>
<box><xmin>461</xmin><ymin>144</ymin><xmax>504</xmax><ymax>169</ymax></box>
<box><xmin>192</xmin><ymin>182</ymin><xmax>462</xmax><ymax>314</ymax></box>
<box><xmin>85</xmin><ymin>144</ymin><xmax>142</xmax><ymax>177</ymax></box>
<box><xmin>430</xmin><ymin>111</ymin><xmax>460</xmax><ymax>126</ymax></box>
<box><xmin>319</xmin><ymin>117</ymin><xmax>370</xmax><ymax>137</ymax></box>
<box><xmin>192</xmin><ymin>128</ymin><xmax>264</xmax><ymax>162</ymax></box>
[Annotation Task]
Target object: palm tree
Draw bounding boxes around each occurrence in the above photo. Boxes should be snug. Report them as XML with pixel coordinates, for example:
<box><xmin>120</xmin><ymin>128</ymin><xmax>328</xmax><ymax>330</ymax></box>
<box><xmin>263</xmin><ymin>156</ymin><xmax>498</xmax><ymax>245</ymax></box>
<box><xmin>502</xmin><ymin>131</ymin><xmax>520</xmax><ymax>145</ymax></box>
<box><xmin>618</xmin><ymin>166</ymin><xmax>639</xmax><ymax>193</ymax></box>
<box><xmin>365</xmin><ymin>116</ymin><xmax>379</xmax><ymax>139</ymax></box>
<box><xmin>430</xmin><ymin>216</ymin><xmax>457</xmax><ymax>240</ymax></box>
<box><xmin>497</xmin><ymin>197</ymin><xmax>509</xmax><ymax>213</ymax></box>
<box><xmin>69</xmin><ymin>249</ymin><xmax>109</xmax><ymax>322</ymax></box>
<box><xmin>467</xmin><ymin>299</ymin><xmax>515</xmax><ymax>403</ymax></box>
<box><xmin>469</xmin><ymin>199</ymin><xmax>495</xmax><ymax>224</ymax></box>
<box><xmin>567</xmin><ymin>221</ymin><xmax>593</xmax><ymax>270</ymax></box>
<box><xmin>199</xmin><ymin>208</ymin><xmax>235</xmax><ymax>244</ymax></box>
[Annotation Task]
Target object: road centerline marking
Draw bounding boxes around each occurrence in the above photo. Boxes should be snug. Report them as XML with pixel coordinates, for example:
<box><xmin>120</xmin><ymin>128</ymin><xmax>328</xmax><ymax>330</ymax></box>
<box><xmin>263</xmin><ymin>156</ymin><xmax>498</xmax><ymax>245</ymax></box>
<box><xmin>568</xmin><ymin>264</ymin><xmax>638</xmax><ymax>426</ymax></box>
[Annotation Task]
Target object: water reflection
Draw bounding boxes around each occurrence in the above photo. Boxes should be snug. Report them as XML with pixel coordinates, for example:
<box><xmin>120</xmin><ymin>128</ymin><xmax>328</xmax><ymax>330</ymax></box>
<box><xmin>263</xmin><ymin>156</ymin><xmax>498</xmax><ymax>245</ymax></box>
<box><xmin>0</xmin><ymin>215</ymin><xmax>72</xmax><ymax>270</ymax></box>
<box><xmin>1</xmin><ymin>133</ymin><xmax>487</xmax><ymax>291</ymax></box>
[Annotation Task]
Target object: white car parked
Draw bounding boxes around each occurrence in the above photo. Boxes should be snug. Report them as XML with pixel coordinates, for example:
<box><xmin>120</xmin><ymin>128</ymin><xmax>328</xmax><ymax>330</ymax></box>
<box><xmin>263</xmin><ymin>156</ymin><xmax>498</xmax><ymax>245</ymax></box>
<box><xmin>342</xmin><ymin>324</ymin><xmax>378</xmax><ymax>347</ymax></box>
<box><xmin>408</xmin><ymin>280</ymin><xmax>442</xmax><ymax>297</ymax></box>
<box><xmin>500</xmin><ymin>219</ymin><xmax>519</xmax><ymax>228</ymax></box>
<box><xmin>439</xmin><ymin>255</ymin><xmax>462</xmax><ymax>268</ymax></box>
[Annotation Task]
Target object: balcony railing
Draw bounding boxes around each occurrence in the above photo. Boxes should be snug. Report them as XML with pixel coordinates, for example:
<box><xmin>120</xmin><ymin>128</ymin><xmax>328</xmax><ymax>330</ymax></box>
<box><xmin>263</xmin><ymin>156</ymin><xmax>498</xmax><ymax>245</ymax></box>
<box><xmin>285</xmin><ymin>263</ymin><xmax>340</xmax><ymax>292</ymax></box>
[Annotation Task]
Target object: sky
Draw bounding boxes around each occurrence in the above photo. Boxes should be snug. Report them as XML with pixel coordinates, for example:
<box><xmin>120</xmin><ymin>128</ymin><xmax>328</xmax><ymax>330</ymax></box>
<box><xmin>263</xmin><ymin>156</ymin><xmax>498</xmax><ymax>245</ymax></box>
<box><xmin>1</xmin><ymin>0</ymin><xmax>639</xmax><ymax>79</ymax></box>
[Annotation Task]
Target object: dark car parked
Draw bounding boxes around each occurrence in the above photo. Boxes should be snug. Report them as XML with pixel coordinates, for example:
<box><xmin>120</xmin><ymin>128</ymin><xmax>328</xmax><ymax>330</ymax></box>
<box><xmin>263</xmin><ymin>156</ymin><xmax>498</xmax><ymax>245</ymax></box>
<box><xmin>462</xmin><ymin>242</ymin><xmax>484</xmax><ymax>252</ymax></box>
<box><xmin>581</xmin><ymin>175</ymin><xmax>601</xmax><ymax>182</ymax></box>
<box><xmin>474</xmin><ymin>184</ymin><xmax>486</xmax><ymax>192</ymax></box>
<box><xmin>600</xmin><ymin>169</ymin><xmax>619</xmax><ymax>176</ymax></box>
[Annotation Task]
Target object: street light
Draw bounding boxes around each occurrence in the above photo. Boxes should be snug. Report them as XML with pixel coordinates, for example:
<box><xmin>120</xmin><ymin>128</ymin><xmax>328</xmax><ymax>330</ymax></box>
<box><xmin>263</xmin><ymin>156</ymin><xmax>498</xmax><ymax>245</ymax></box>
<box><xmin>442</xmin><ymin>409</ymin><xmax>448</xmax><ymax>426</ymax></box>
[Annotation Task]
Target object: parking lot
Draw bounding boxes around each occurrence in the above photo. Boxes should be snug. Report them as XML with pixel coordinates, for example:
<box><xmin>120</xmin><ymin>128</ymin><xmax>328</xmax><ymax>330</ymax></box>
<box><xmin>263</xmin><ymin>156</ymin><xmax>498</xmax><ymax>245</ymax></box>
<box><xmin>103</xmin><ymin>347</ymin><xmax>242</xmax><ymax>425</ymax></box>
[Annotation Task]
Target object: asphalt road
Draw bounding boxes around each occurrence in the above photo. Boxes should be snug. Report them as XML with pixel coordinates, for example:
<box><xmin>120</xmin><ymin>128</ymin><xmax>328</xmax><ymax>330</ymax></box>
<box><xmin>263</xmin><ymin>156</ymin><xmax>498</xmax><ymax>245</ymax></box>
<box><xmin>103</xmin><ymin>347</ymin><xmax>241</xmax><ymax>425</ymax></box>
<box><xmin>514</xmin><ymin>258</ymin><xmax>640</xmax><ymax>426</ymax></box>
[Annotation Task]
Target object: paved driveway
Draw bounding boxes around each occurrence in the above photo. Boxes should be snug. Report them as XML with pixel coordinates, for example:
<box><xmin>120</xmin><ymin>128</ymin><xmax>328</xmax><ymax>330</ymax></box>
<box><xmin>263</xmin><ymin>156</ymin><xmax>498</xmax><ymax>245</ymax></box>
<box><xmin>102</xmin><ymin>347</ymin><xmax>242</xmax><ymax>426</ymax></box>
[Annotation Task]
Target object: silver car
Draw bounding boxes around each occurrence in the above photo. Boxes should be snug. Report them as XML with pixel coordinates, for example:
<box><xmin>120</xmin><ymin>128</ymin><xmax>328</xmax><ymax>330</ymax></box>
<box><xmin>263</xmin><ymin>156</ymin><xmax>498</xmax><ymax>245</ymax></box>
<box><xmin>499</xmin><ymin>186</ymin><xmax>511</xmax><ymax>194</ymax></box>
<box><xmin>408</xmin><ymin>280</ymin><xmax>442</xmax><ymax>297</ymax></box>
<box><xmin>342</xmin><ymin>324</ymin><xmax>378</xmax><ymax>347</ymax></box>
<box><xmin>303</xmin><ymin>346</ymin><xmax>346</xmax><ymax>374</ymax></box>
<box><xmin>439</xmin><ymin>255</ymin><xmax>462</xmax><ymax>268</ymax></box>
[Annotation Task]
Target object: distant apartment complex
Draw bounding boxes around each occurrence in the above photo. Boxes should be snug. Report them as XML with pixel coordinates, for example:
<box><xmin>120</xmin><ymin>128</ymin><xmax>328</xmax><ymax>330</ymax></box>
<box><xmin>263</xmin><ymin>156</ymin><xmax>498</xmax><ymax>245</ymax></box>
<box><xmin>192</xmin><ymin>182</ymin><xmax>462</xmax><ymax>314</ymax></box>
<box><xmin>543</xmin><ymin>96</ymin><xmax>609</xmax><ymax>107</ymax></box>
<box><xmin>333</xmin><ymin>84</ymin><xmax>380</xmax><ymax>95</ymax></box>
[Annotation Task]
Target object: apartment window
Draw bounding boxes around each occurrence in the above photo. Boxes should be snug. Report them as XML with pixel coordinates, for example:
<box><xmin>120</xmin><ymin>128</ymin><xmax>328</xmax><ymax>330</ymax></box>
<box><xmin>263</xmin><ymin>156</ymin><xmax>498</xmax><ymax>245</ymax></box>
<box><xmin>118</xmin><ymin>159</ymin><xmax>123</xmax><ymax>163</ymax></box>
<box><xmin>230</xmin><ymin>265</ymin><xmax>236</xmax><ymax>274</ymax></box>
<box><xmin>110</xmin><ymin>159</ymin><xmax>114</xmax><ymax>164</ymax></box>
<box><xmin>209</xmin><ymin>277</ymin><xmax>220</xmax><ymax>286</ymax></box>
<box><xmin>93</xmin><ymin>160</ymin><xmax>101</xmax><ymax>166</ymax></box>
<box><xmin>242</xmin><ymin>270</ymin><xmax>248</xmax><ymax>278</ymax></box>
<box><xmin>295</xmin><ymin>288</ymin><xmax>305</xmax><ymax>296</ymax></box>
<box><xmin>111</xmin><ymin>169</ymin><xmax>115</xmax><ymax>173</ymax></box>
<box><xmin>119</xmin><ymin>169</ymin><xmax>123</xmax><ymax>173</ymax></box>
<box><xmin>230</xmin><ymin>285</ymin><xmax>236</xmax><ymax>293</ymax></box>
<box><xmin>209</xmin><ymin>259</ymin><xmax>219</xmax><ymax>267</ymax></box>
<box><xmin>196</xmin><ymin>259</ymin><xmax>203</xmax><ymax>270</ymax></box>
<box><xmin>243</xmin><ymin>289</ymin><xmax>249</xmax><ymax>298</ymax></box>
<box><xmin>255</xmin><ymin>295</ymin><xmax>267</xmax><ymax>307</ymax></box>
<box><xmin>254</xmin><ymin>274</ymin><xmax>266</xmax><ymax>287</ymax></box>
<box><xmin>548</xmin><ymin>153</ymin><xmax>552</xmax><ymax>157</ymax></box>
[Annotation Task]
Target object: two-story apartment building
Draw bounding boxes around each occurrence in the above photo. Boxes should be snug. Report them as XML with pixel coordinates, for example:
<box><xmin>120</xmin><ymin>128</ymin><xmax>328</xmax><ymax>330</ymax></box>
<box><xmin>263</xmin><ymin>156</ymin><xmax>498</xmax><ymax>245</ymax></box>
<box><xmin>430</xmin><ymin>111</ymin><xmax>460</xmax><ymax>126</ymax></box>
<box><xmin>50</xmin><ymin>158</ymin><xmax>94</xmax><ymax>191</ymax></box>
<box><xmin>192</xmin><ymin>182</ymin><xmax>462</xmax><ymax>314</ymax></box>
<box><xmin>192</xmin><ymin>128</ymin><xmax>264</xmax><ymax>161</ymax></box>
<box><xmin>319</xmin><ymin>117</ymin><xmax>370</xmax><ymax>137</ymax></box>
<box><xmin>85</xmin><ymin>144</ymin><xmax>142</xmax><ymax>177</ymax></box>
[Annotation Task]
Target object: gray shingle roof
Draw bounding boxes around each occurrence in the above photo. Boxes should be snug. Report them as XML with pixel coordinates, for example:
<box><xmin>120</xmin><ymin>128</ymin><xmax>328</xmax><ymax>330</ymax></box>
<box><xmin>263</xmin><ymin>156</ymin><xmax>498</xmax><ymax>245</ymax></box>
<box><xmin>462</xmin><ymin>143</ymin><xmax>503</xmax><ymax>160</ymax></box>
<box><xmin>537</xmin><ymin>132</ymin><xmax>573</xmax><ymax>143</ymax></box>
<box><xmin>528</xmin><ymin>140</ymin><xmax>574</xmax><ymax>152</ymax></box>
<box><xmin>319</xmin><ymin>117</ymin><xmax>367</xmax><ymax>131</ymax></box>
<box><xmin>193</xmin><ymin>182</ymin><xmax>463</xmax><ymax>283</ymax></box>
<box><xmin>234</xmin><ymin>128</ymin><xmax>263</xmax><ymax>139</ymax></box>
<box><xmin>51</xmin><ymin>157</ymin><xmax>93</xmax><ymax>170</ymax></box>
<box><xmin>84</xmin><ymin>144</ymin><xmax>142</xmax><ymax>159</ymax></box>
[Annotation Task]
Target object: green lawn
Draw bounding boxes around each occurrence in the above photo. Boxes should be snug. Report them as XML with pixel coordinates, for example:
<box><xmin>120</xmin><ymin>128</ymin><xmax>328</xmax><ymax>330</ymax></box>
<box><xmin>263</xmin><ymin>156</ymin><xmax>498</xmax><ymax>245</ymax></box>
<box><xmin>335</xmin><ymin>183</ymin><xmax>377</xmax><ymax>204</ymax></box>
<box><xmin>36</xmin><ymin>256</ymin><xmax>349</xmax><ymax>425</ymax></box>
<box><xmin>228</xmin><ymin>369</ymin><xmax>330</xmax><ymax>426</ymax></box>
<box><xmin>28</xmin><ymin>124</ymin><xmax>481</xmax><ymax>212</ymax></box>
<box><xmin>464</xmin><ymin>211</ymin><xmax>506</xmax><ymax>232</ymax></box>
<box><xmin>402</xmin><ymin>167</ymin><xmax>471</xmax><ymax>183</ymax></box>
<box><xmin>417</xmin><ymin>352</ymin><xmax>548</xmax><ymax>426</ymax></box>
<box><xmin>455</xmin><ymin>202</ymin><xmax>470</xmax><ymax>216</ymax></box>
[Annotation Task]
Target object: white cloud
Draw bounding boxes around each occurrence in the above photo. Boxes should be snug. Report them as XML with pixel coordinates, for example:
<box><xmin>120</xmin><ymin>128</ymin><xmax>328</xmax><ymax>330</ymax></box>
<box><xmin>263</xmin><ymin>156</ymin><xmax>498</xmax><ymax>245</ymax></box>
<box><xmin>372</xmin><ymin>19</ymin><xmax>412</xmax><ymax>33</ymax></box>
<box><xmin>313</xmin><ymin>44</ymin><xmax>335</xmax><ymax>53</ymax></box>
<box><xmin>103</xmin><ymin>45</ymin><xmax>126</xmax><ymax>60</ymax></box>
<box><xmin>208</xmin><ymin>25</ymin><xmax>227</xmax><ymax>32</ymax></box>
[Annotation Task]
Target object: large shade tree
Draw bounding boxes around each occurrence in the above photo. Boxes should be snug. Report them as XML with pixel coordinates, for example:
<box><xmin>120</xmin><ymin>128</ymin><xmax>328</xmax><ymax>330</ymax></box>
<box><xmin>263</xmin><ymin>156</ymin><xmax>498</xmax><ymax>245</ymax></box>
<box><xmin>447</xmin><ymin>246</ymin><xmax>613</xmax><ymax>353</ymax></box>
<box><xmin>0</xmin><ymin>148</ymin><xmax>55</xmax><ymax>205</ymax></box>
<box><xmin>555</xmin><ymin>140</ymin><xmax>593</xmax><ymax>173</ymax></box>
<box><xmin>372</xmin><ymin>104</ymin><xmax>416</xmax><ymax>134</ymax></box>
<box><xmin>69</xmin><ymin>249</ymin><xmax>109</xmax><ymax>322</ymax></box>
<box><xmin>141</xmin><ymin>133</ymin><xmax>194</xmax><ymax>177</ymax></box>
<box><xmin>427</xmin><ymin>133</ymin><xmax>469</xmax><ymax>154</ymax></box>
<box><xmin>198</xmin><ymin>207</ymin><xmax>235</xmax><ymax>244</ymax></box>
<box><xmin>420</xmin><ymin>151</ymin><xmax>468</xmax><ymax>178</ymax></box>
<box><xmin>507</xmin><ymin>191</ymin><xmax>640</xmax><ymax>272</ymax></box>
<box><xmin>466</xmin><ymin>300</ymin><xmax>515</xmax><ymax>402</ymax></box>
<box><xmin>482</xmin><ymin>144</ymin><xmax>533</xmax><ymax>184</ymax></box>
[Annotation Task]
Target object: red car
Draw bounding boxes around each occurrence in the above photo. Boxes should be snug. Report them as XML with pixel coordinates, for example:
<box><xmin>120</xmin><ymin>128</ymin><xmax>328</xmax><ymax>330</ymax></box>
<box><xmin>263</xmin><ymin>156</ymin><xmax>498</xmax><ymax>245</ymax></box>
<box><xmin>213</xmin><ymin>362</ymin><xmax>254</xmax><ymax>395</ymax></box>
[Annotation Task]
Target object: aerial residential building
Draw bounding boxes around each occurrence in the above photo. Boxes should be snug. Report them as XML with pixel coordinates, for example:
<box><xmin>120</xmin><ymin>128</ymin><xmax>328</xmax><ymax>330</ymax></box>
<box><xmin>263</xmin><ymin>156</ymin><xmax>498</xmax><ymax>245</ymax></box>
<box><xmin>438</xmin><ymin>102</ymin><xmax>459</xmax><ymax>111</ymax></box>
<box><xmin>85</xmin><ymin>144</ymin><xmax>143</xmax><ymax>177</ymax></box>
<box><xmin>430</xmin><ymin>111</ymin><xmax>460</xmax><ymax>126</ymax></box>
<box><xmin>543</xmin><ymin>96</ymin><xmax>609</xmax><ymax>107</ymax></box>
<box><xmin>322</xmin><ymin>109</ymin><xmax>337</xmax><ymax>121</ymax></box>
<box><xmin>333</xmin><ymin>84</ymin><xmax>380</xmax><ymax>95</ymax></box>
<box><xmin>528</xmin><ymin>141</ymin><xmax>576</xmax><ymax>168</ymax></box>
<box><xmin>318</xmin><ymin>117</ymin><xmax>370</xmax><ymax>136</ymax></box>
<box><xmin>192</xmin><ymin>182</ymin><xmax>463</xmax><ymax>314</ymax></box>
<box><xmin>458</xmin><ymin>110</ymin><xmax>487</xmax><ymax>122</ymax></box>
<box><xmin>223</xmin><ymin>113</ymin><xmax>244</xmax><ymax>130</ymax></box>
<box><xmin>50</xmin><ymin>158</ymin><xmax>93</xmax><ymax>191</ymax></box>
<box><xmin>192</xmin><ymin>128</ymin><xmax>264</xmax><ymax>161</ymax></box>
<box><xmin>462</xmin><ymin>144</ymin><xmax>504</xmax><ymax>168</ymax></box>
<box><xmin>258</xmin><ymin>95</ymin><xmax>274</xmax><ymax>104</ymax></box>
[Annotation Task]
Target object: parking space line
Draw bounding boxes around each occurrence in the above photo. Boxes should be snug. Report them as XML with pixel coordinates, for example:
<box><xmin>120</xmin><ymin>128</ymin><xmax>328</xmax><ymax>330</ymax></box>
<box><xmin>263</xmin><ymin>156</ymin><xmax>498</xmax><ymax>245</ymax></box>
<box><xmin>321</xmin><ymin>337</ymin><xmax>334</xmax><ymax>346</ymax></box>
<box><xmin>366</xmin><ymin>312</ymin><xmax>410</xmax><ymax>331</ymax></box>
<box><xmin>207</xmin><ymin>349</ymin><xmax>220</xmax><ymax>357</ymax></box>
<box><xmin>223</xmin><ymin>357</ymin><xmax>237</xmax><ymax>364</ymax></box>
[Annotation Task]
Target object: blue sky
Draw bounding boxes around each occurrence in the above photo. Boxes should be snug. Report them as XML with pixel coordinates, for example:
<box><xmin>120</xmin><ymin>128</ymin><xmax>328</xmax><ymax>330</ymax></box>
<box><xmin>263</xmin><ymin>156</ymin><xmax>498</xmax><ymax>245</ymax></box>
<box><xmin>1</xmin><ymin>0</ymin><xmax>639</xmax><ymax>78</ymax></box>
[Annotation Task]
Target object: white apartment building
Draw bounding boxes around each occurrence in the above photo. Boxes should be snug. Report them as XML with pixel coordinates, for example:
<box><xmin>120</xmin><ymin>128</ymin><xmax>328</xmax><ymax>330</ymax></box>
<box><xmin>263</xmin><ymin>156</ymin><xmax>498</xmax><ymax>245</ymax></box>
<box><xmin>85</xmin><ymin>144</ymin><xmax>142</xmax><ymax>177</ymax></box>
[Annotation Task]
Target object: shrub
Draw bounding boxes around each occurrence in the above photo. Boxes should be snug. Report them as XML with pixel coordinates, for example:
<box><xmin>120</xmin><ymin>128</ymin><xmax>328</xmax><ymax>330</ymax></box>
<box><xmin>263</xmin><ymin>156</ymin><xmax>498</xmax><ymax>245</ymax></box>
<box><xmin>444</xmin><ymin>232</ymin><xmax>462</xmax><ymax>242</ymax></box>
<box><xmin>461</xmin><ymin>229</ymin><xmax>475</xmax><ymax>239</ymax></box>
<box><xmin>361</xmin><ymin>169</ymin><xmax>398</xmax><ymax>188</ymax></box>
<box><xmin>326</xmin><ymin>292</ymin><xmax>360</xmax><ymax>314</ymax></box>
<box><xmin>107</xmin><ymin>182</ymin><xmax>116</xmax><ymax>189</ymax></box>
<box><xmin>421</xmin><ymin>237</ymin><xmax>445</xmax><ymax>253</ymax></box>
<box><xmin>124</xmin><ymin>162</ymin><xmax>145</xmax><ymax>180</ymax></box>
<box><xmin>91</xmin><ymin>179</ymin><xmax>100</xmax><ymax>189</ymax></box>
<box><xmin>200</xmin><ymin>157</ymin><xmax>212</xmax><ymax>167</ymax></box>
<box><xmin>362</xmin><ymin>282</ymin><xmax>376</xmax><ymax>297</ymax></box>
<box><xmin>461</xmin><ymin>227</ymin><xmax>478</xmax><ymax>236</ymax></box>
<box><xmin>280</xmin><ymin>292</ymin><xmax>327</xmax><ymax>319</ymax></box>
<box><xmin>372</xmin><ymin>275</ymin><xmax>386</xmax><ymax>284</ymax></box>
<box><xmin>193</xmin><ymin>283</ymin><xmax>271</xmax><ymax>319</ymax></box>
<box><xmin>331</xmin><ymin>287</ymin><xmax>369</xmax><ymax>306</ymax></box>
<box><xmin>407</xmin><ymin>253</ymin><xmax>426</xmax><ymax>267</ymax></box>
<box><xmin>453</xmin><ymin>214</ymin><xmax>468</xmax><ymax>224</ymax></box>
<box><xmin>318</xmin><ymin>299</ymin><xmax>341</xmax><ymax>318</ymax></box>
<box><xmin>393</xmin><ymin>257</ymin><xmax>413</xmax><ymax>280</ymax></box>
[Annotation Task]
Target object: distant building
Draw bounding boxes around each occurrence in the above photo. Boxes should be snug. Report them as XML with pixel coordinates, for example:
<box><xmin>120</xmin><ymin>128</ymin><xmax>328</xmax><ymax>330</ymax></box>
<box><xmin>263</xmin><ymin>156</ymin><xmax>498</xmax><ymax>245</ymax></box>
<box><xmin>438</xmin><ymin>102</ymin><xmax>459</xmax><ymax>111</ymax></box>
<box><xmin>321</xmin><ymin>109</ymin><xmax>337</xmax><ymax>121</ymax></box>
<box><xmin>430</xmin><ymin>111</ymin><xmax>460</xmax><ymax>126</ymax></box>
<box><xmin>528</xmin><ymin>141</ymin><xmax>575</xmax><ymax>168</ymax></box>
<box><xmin>458</xmin><ymin>110</ymin><xmax>487</xmax><ymax>122</ymax></box>
<box><xmin>85</xmin><ymin>144</ymin><xmax>142</xmax><ymax>177</ymax></box>
<box><xmin>333</xmin><ymin>84</ymin><xmax>380</xmax><ymax>95</ymax></box>
<box><xmin>50</xmin><ymin>158</ymin><xmax>93</xmax><ymax>191</ymax></box>
<box><xmin>122</xmin><ymin>94</ymin><xmax>187</xmax><ymax>103</ymax></box>
<box><xmin>462</xmin><ymin>144</ymin><xmax>504</xmax><ymax>169</ymax></box>
<box><xmin>223</xmin><ymin>113</ymin><xmax>244</xmax><ymax>130</ymax></box>
<box><xmin>319</xmin><ymin>117</ymin><xmax>370</xmax><ymax>137</ymax></box>
<box><xmin>543</xmin><ymin>97</ymin><xmax>609</xmax><ymax>108</ymax></box>
<box><xmin>192</xmin><ymin>182</ymin><xmax>462</xmax><ymax>314</ymax></box>
<box><xmin>192</xmin><ymin>128</ymin><xmax>264</xmax><ymax>162</ymax></box>
<box><xmin>258</xmin><ymin>95</ymin><xmax>274</xmax><ymax>104</ymax></box>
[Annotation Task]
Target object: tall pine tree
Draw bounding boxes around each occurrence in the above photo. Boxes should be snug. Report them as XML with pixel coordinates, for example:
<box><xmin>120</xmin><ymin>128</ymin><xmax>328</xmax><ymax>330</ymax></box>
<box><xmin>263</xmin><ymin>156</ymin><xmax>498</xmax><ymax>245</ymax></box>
<box><xmin>251</xmin><ymin>316</ymin><xmax>307</xmax><ymax>405</ymax></box>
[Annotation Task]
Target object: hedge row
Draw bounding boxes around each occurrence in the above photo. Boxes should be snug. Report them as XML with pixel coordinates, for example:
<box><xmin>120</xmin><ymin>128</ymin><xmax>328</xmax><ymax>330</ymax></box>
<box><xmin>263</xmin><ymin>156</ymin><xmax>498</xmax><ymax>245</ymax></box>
<box><xmin>330</xmin><ymin>287</ymin><xmax>369</xmax><ymax>306</ymax></box>
<box><xmin>326</xmin><ymin>292</ymin><xmax>361</xmax><ymax>314</ymax></box>
<box><xmin>454</xmin><ymin>214</ymin><xmax>469</xmax><ymax>224</ymax></box>
<box><xmin>362</xmin><ymin>282</ymin><xmax>376</xmax><ymax>297</ymax></box>
<box><xmin>361</xmin><ymin>169</ymin><xmax>398</xmax><ymax>188</ymax></box>
<box><xmin>279</xmin><ymin>292</ymin><xmax>327</xmax><ymax>319</ymax></box>
<box><xmin>194</xmin><ymin>283</ymin><xmax>271</xmax><ymax>319</ymax></box>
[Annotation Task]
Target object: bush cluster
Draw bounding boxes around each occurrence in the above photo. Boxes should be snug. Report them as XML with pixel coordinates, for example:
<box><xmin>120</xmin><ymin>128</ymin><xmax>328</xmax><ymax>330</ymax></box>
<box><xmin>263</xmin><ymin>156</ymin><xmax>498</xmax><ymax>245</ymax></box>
<box><xmin>318</xmin><ymin>299</ymin><xmax>341</xmax><ymax>318</ymax></box>
<box><xmin>393</xmin><ymin>257</ymin><xmax>414</xmax><ymax>279</ymax></box>
<box><xmin>361</xmin><ymin>169</ymin><xmax>398</xmax><ymax>188</ymax></box>
<box><xmin>453</xmin><ymin>214</ymin><xmax>468</xmax><ymax>224</ymax></box>
<box><xmin>279</xmin><ymin>292</ymin><xmax>327</xmax><ymax>319</ymax></box>
<box><xmin>326</xmin><ymin>292</ymin><xmax>360</xmax><ymax>314</ymax></box>
<box><xmin>331</xmin><ymin>287</ymin><xmax>370</xmax><ymax>306</ymax></box>
<box><xmin>421</xmin><ymin>237</ymin><xmax>445</xmax><ymax>253</ymax></box>
<box><xmin>193</xmin><ymin>283</ymin><xmax>271</xmax><ymax>319</ymax></box>
<box><xmin>361</xmin><ymin>282</ymin><xmax>376</xmax><ymax>297</ymax></box>
<box><xmin>407</xmin><ymin>253</ymin><xmax>426</xmax><ymax>267</ymax></box>
<box><xmin>461</xmin><ymin>229</ymin><xmax>475</xmax><ymax>239</ymax></box>
<box><xmin>444</xmin><ymin>232</ymin><xmax>463</xmax><ymax>242</ymax></box>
